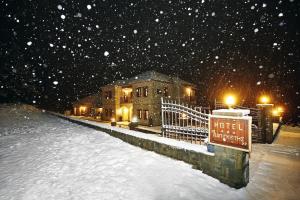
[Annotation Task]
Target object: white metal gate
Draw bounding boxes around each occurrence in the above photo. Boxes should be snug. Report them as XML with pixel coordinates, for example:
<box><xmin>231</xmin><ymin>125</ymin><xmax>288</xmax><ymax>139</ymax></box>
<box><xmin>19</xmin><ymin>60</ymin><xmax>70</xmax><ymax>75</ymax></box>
<box><xmin>161</xmin><ymin>98</ymin><xmax>209</xmax><ymax>143</ymax></box>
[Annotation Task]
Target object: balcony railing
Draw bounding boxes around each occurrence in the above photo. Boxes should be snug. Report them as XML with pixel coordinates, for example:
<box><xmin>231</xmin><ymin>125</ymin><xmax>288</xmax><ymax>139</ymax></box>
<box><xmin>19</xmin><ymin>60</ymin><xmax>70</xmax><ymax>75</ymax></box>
<box><xmin>120</xmin><ymin>97</ymin><xmax>132</xmax><ymax>103</ymax></box>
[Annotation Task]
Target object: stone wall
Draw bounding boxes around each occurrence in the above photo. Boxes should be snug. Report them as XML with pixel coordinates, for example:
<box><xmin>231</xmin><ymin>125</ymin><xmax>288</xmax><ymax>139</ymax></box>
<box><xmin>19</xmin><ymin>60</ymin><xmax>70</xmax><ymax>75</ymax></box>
<box><xmin>52</xmin><ymin>113</ymin><xmax>249</xmax><ymax>189</ymax></box>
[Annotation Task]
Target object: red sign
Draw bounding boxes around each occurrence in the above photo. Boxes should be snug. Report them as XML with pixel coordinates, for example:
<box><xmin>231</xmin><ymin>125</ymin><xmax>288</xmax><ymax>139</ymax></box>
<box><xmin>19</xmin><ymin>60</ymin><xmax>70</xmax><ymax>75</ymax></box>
<box><xmin>209</xmin><ymin>116</ymin><xmax>252</xmax><ymax>152</ymax></box>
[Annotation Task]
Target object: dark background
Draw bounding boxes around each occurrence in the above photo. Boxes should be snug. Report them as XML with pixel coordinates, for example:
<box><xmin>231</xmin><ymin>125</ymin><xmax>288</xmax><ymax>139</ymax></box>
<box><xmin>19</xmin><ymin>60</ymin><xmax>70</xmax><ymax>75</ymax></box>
<box><xmin>0</xmin><ymin>0</ymin><xmax>299</xmax><ymax>122</ymax></box>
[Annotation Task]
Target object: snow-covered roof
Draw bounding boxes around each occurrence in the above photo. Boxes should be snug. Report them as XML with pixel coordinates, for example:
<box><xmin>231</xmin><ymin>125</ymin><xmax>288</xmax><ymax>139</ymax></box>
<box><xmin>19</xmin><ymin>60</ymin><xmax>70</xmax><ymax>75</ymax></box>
<box><xmin>104</xmin><ymin>70</ymin><xmax>196</xmax><ymax>87</ymax></box>
<box><xmin>73</xmin><ymin>93</ymin><xmax>101</xmax><ymax>107</ymax></box>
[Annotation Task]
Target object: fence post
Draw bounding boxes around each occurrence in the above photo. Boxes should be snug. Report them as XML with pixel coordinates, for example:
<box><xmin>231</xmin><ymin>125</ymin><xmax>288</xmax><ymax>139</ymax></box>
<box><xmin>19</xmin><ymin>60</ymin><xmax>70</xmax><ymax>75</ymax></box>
<box><xmin>161</xmin><ymin>97</ymin><xmax>164</xmax><ymax>137</ymax></box>
<box><xmin>257</xmin><ymin>104</ymin><xmax>274</xmax><ymax>143</ymax></box>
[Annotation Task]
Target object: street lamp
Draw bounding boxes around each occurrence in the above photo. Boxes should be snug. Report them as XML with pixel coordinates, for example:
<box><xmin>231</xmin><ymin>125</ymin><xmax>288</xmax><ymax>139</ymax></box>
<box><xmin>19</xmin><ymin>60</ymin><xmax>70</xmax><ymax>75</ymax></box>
<box><xmin>224</xmin><ymin>95</ymin><xmax>236</xmax><ymax>109</ymax></box>
<box><xmin>273</xmin><ymin>106</ymin><xmax>284</xmax><ymax>122</ymax></box>
<box><xmin>277</xmin><ymin>106</ymin><xmax>284</xmax><ymax>113</ymax></box>
<box><xmin>272</xmin><ymin>109</ymin><xmax>279</xmax><ymax>117</ymax></box>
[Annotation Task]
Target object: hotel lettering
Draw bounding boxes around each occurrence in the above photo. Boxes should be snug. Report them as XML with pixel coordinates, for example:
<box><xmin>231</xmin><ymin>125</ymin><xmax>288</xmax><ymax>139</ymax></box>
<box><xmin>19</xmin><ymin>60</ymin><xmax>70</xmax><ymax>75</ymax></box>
<box><xmin>209</xmin><ymin>116</ymin><xmax>251</xmax><ymax>151</ymax></box>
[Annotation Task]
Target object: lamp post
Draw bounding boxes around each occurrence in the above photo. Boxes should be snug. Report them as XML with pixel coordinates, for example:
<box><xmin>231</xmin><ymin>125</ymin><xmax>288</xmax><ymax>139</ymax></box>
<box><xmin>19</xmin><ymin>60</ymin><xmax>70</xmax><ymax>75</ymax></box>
<box><xmin>272</xmin><ymin>106</ymin><xmax>284</xmax><ymax>122</ymax></box>
<box><xmin>256</xmin><ymin>95</ymin><xmax>273</xmax><ymax>144</ymax></box>
<box><xmin>111</xmin><ymin>117</ymin><xmax>116</xmax><ymax>126</ymax></box>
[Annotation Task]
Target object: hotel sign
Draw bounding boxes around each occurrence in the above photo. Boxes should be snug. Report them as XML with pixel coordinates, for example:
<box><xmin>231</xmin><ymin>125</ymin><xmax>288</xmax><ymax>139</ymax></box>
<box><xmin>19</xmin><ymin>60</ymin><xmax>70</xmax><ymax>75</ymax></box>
<box><xmin>209</xmin><ymin>115</ymin><xmax>252</xmax><ymax>152</ymax></box>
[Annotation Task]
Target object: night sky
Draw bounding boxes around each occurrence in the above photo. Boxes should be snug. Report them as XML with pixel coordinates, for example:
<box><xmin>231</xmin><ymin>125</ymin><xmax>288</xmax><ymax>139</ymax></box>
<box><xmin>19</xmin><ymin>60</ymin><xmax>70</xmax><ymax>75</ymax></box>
<box><xmin>0</xmin><ymin>0</ymin><xmax>299</xmax><ymax>121</ymax></box>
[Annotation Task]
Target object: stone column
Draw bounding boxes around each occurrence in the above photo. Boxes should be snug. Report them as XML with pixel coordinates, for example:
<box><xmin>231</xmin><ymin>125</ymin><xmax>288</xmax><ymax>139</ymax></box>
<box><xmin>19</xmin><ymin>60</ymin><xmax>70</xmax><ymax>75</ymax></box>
<box><xmin>257</xmin><ymin>104</ymin><xmax>274</xmax><ymax>144</ymax></box>
<box><xmin>210</xmin><ymin>109</ymin><xmax>250</xmax><ymax>188</ymax></box>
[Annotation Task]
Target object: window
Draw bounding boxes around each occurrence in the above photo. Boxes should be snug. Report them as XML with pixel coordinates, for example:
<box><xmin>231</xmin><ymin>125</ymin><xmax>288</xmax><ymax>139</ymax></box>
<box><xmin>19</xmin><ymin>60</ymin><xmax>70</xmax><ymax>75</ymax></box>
<box><xmin>137</xmin><ymin>109</ymin><xmax>142</xmax><ymax>119</ymax></box>
<box><xmin>143</xmin><ymin>87</ymin><xmax>148</xmax><ymax>97</ymax></box>
<box><xmin>144</xmin><ymin>110</ymin><xmax>149</xmax><ymax>120</ymax></box>
<box><xmin>136</xmin><ymin>87</ymin><xmax>142</xmax><ymax>97</ymax></box>
<box><xmin>157</xmin><ymin>89</ymin><xmax>162</xmax><ymax>94</ymax></box>
<box><xmin>105</xmin><ymin>91</ymin><xmax>112</xmax><ymax>99</ymax></box>
<box><xmin>163</xmin><ymin>87</ymin><xmax>168</xmax><ymax>97</ymax></box>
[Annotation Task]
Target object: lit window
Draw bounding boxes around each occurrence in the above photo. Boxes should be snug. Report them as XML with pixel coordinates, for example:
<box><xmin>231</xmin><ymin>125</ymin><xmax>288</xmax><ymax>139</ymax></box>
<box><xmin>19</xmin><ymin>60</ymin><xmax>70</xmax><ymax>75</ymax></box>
<box><xmin>143</xmin><ymin>87</ymin><xmax>148</xmax><ymax>97</ymax></box>
<box><xmin>137</xmin><ymin>109</ymin><xmax>142</xmax><ymax>119</ymax></box>
<box><xmin>144</xmin><ymin>110</ymin><xmax>149</xmax><ymax>120</ymax></box>
<box><xmin>136</xmin><ymin>87</ymin><xmax>142</xmax><ymax>97</ymax></box>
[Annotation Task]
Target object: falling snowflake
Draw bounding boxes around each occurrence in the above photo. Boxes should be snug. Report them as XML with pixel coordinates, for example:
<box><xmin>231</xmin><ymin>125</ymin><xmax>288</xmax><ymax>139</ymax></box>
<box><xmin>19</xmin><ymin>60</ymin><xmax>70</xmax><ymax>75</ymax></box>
<box><xmin>61</xmin><ymin>15</ymin><xmax>66</xmax><ymax>20</ymax></box>
<box><xmin>53</xmin><ymin>81</ymin><xmax>58</xmax><ymax>85</ymax></box>
<box><xmin>254</xmin><ymin>28</ymin><xmax>259</xmax><ymax>33</ymax></box>
<box><xmin>74</xmin><ymin>13</ymin><xmax>82</xmax><ymax>18</ymax></box>
<box><xmin>278</xmin><ymin>13</ymin><xmax>283</xmax><ymax>17</ymax></box>
<box><xmin>268</xmin><ymin>73</ymin><xmax>275</xmax><ymax>78</ymax></box>
<box><xmin>256</xmin><ymin>81</ymin><xmax>261</xmax><ymax>85</ymax></box>
<box><xmin>87</xmin><ymin>5</ymin><xmax>92</xmax><ymax>10</ymax></box>
<box><xmin>27</xmin><ymin>41</ymin><xmax>32</xmax><ymax>46</ymax></box>
<box><xmin>155</xmin><ymin>18</ymin><xmax>159</xmax><ymax>22</ymax></box>
<box><xmin>104</xmin><ymin>51</ymin><xmax>109</xmax><ymax>56</ymax></box>
<box><xmin>133</xmin><ymin>29</ymin><xmax>138</xmax><ymax>34</ymax></box>
<box><xmin>211</xmin><ymin>12</ymin><xmax>215</xmax><ymax>16</ymax></box>
<box><xmin>49</xmin><ymin>43</ymin><xmax>54</xmax><ymax>47</ymax></box>
<box><xmin>57</xmin><ymin>5</ymin><xmax>63</xmax><ymax>10</ymax></box>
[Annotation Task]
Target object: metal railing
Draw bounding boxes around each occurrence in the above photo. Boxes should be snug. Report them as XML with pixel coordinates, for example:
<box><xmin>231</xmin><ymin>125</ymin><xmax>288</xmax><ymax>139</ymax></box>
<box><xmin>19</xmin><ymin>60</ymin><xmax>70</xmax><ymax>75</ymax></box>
<box><xmin>161</xmin><ymin>98</ymin><xmax>209</xmax><ymax>143</ymax></box>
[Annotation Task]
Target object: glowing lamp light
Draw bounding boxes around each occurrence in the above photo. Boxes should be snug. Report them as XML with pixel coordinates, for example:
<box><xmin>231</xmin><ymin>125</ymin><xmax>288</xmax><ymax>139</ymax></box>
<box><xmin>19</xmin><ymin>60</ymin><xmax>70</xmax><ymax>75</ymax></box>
<box><xmin>80</xmin><ymin>106</ymin><xmax>86</xmax><ymax>111</ymax></box>
<box><xmin>132</xmin><ymin>116</ymin><xmax>138</xmax><ymax>123</ymax></box>
<box><xmin>186</xmin><ymin>87</ymin><xmax>191</xmax><ymax>95</ymax></box>
<box><xmin>224</xmin><ymin>95</ymin><xmax>236</xmax><ymax>108</ymax></box>
<box><xmin>277</xmin><ymin>106</ymin><xmax>284</xmax><ymax>113</ymax></box>
<box><xmin>260</xmin><ymin>95</ymin><xmax>270</xmax><ymax>104</ymax></box>
<box><xmin>272</xmin><ymin>109</ymin><xmax>279</xmax><ymax>117</ymax></box>
<box><xmin>117</xmin><ymin>108</ymin><xmax>122</xmax><ymax>115</ymax></box>
<box><xmin>111</xmin><ymin>118</ymin><xmax>116</xmax><ymax>122</ymax></box>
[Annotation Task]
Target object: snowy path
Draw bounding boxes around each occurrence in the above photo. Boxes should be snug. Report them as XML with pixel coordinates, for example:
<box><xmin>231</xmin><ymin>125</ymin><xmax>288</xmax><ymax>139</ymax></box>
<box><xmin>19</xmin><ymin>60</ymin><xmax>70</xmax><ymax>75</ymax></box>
<box><xmin>0</xmin><ymin>104</ymin><xmax>299</xmax><ymax>200</ymax></box>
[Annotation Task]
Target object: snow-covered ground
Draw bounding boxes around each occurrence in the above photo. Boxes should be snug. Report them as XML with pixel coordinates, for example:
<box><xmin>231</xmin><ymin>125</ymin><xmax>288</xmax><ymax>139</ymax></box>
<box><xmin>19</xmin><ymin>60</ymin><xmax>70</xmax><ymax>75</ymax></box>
<box><xmin>0</xmin><ymin>104</ymin><xmax>299</xmax><ymax>200</ymax></box>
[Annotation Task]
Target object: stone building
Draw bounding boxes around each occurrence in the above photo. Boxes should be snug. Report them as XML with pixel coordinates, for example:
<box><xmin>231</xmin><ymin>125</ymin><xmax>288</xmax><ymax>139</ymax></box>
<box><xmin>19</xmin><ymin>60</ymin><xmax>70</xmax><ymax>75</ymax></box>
<box><xmin>72</xmin><ymin>93</ymin><xmax>102</xmax><ymax>117</ymax></box>
<box><xmin>100</xmin><ymin>71</ymin><xmax>197</xmax><ymax>126</ymax></box>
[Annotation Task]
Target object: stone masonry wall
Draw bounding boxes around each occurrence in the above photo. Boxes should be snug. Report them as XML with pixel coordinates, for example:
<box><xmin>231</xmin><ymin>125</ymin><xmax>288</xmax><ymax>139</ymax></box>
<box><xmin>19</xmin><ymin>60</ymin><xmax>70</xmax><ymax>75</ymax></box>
<box><xmin>52</xmin><ymin>113</ymin><xmax>249</xmax><ymax>189</ymax></box>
